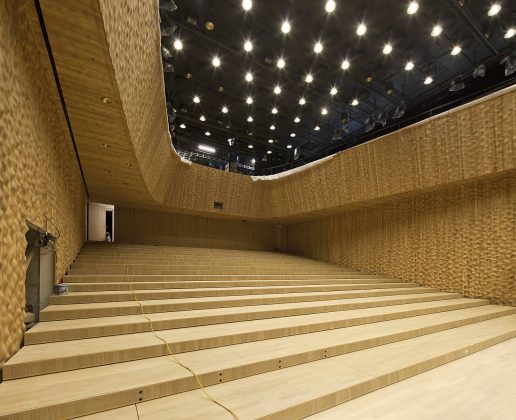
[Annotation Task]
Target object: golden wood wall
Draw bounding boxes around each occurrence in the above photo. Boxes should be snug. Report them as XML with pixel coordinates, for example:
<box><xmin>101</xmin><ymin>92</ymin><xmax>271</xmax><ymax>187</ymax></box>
<box><xmin>0</xmin><ymin>1</ymin><xmax>86</xmax><ymax>366</ymax></box>
<box><xmin>115</xmin><ymin>207</ymin><xmax>279</xmax><ymax>251</ymax></box>
<box><xmin>288</xmin><ymin>173</ymin><xmax>515</xmax><ymax>305</ymax></box>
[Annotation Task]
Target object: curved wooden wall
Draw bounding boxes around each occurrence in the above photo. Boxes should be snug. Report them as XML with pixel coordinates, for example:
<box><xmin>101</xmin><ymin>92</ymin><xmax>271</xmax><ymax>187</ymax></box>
<box><xmin>0</xmin><ymin>1</ymin><xmax>87</xmax><ymax>366</ymax></box>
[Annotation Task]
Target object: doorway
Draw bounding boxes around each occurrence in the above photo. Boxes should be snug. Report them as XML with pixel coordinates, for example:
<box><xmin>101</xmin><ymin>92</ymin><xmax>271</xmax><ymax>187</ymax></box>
<box><xmin>87</xmin><ymin>202</ymin><xmax>115</xmax><ymax>241</ymax></box>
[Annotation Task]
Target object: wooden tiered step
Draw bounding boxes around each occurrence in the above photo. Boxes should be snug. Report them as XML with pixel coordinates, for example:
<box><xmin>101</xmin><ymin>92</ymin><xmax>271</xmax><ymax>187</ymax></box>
<box><xmin>0</xmin><ymin>243</ymin><xmax>515</xmax><ymax>420</ymax></box>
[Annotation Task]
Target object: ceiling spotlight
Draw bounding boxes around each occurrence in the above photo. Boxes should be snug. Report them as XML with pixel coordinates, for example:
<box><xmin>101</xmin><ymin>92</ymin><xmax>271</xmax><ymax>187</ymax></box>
<box><xmin>325</xmin><ymin>0</ymin><xmax>336</xmax><ymax>13</ymax></box>
<box><xmin>247</xmin><ymin>115</ymin><xmax>254</xmax><ymax>122</ymax></box>
<box><xmin>377</xmin><ymin>109</ymin><xmax>388</xmax><ymax>127</ymax></box>
<box><xmin>227</xmin><ymin>138</ymin><xmax>235</xmax><ymax>146</ymax></box>
<box><xmin>405</xmin><ymin>61</ymin><xmax>415</xmax><ymax>71</ymax></box>
<box><xmin>179</xmin><ymin>123</ymin><xmax>186</xmax><ymax>129</ymax></box>
<box><xmin>267</xmin><ymin>150</ymin><xmax>272</xmax><ymax>155</ymax></box>
<box><xmin>449</xmin><ymin>77</ymin><xmax>465</xmax><ymax>92</ymax></box>
<box><xmin>198</xmin><ymin>144</ymin><xmax>216</xmax><ymax>153</ymax></box>
<box><xmin>501</xmin><ymin>53</ymin><xmax>516</xmax><ymax>76</ymax></box>
<box><xmin>199</xmin><ymin>115</ymin><xmax>206</xmax><ymax>121</ymax></box>
<box><xmin>305</xmin><ymin>73</ymin><xmax>314</xmax><ymax>83</ymax></box>
<box><xmin>424</xmin><ymin>75</ymin><xmax>434</xmax><ymax>85</ymax></box>
<box><xmin>321</xmin><ymin>107</ymin><xmax>328</xmax><ymax>115</ymax></box>
<box><xmin>270</xmin><ymin>124</ymin><xmax>276</xmax><ymax>130</ymax></box>
<box><xmin>281</xmin><ymin>20</ymin><xmax>291</xmax><ymax>34</ymax></box>
<box><xmin>161</xmin><ymin>45</ymin><xmax>172</xmax><ymax>59</ymax></box>
<box><xmin>274</xmin><ymin>85</ymin><xmax>282</xmax><ymax>94</ymax></box>
<box><xmin>271</xmin><ymin>107</ymin><xmax>278</xmax><ymax>114</ymax></box>
<box><xmin>505</xmin><ymin>28</ymin><xmax>515</xmax><ymax>39</ymax></box>
<box><xmin>299</xmin><ymin>97</ymin><xmax>306</xmax><ymax>105</ymax></box>
<box><xmin>193</xmin><ymin>95</ymin><xmax>200</xmax><ymax>103</ymax></box>
<box><xmin>277</xmin><ymin>58</ymin><xmax>286</xmax><ymax>69</ymax></box>
<box><xmin>314</xmin><ymin>42</ymin><xmax>323</xmax><ymax>54</ymax></box>
<box><xmin>268</xmin><ymin>139</ymin><xmax>274</xmax><ymax>143</ymax></box>
<box><xmin>393</xmin><ymin>100</ymin><xmax>406</xmax><ymax>119</ymax></box>
<box><xmin>407</xmin><ymin>1</ymin><xmax>419</xmax><ymax>14</ymax></box>
<box><xmin>488</xmin><ymin>3</ymin><xmax>501</xmax><ymax>16</ymax></box>
<box><xmin>314</xmin><ymin>125</ymin><xmax>320</xmax><ymax>131</ymax></box>
<box><xmin>245</xmin><ymin>72</ymin><xmax>253</xmax><ymax>82</ymax></box>
<box><xmin>290</xmin><ymin>133</ymin><xmax>296</xmax><ymax>138</ymax></box>
<box><xmin>246</xmin><ymin>96</ymin><xmax>253</xmax><ymax>104</ymax></box>
<box><xmin>385</xmin><ymin>81</ymin><xmax>394</xmax><ymax>95</ymax></box>
<box><xmin>364</xmin><ymin>115</ymin><xmax>376</xmax><ymax>132</ymax></box>
<box><xmin>173</xmin><ymin>39</ymin><xmax>183</xmax><ymax>50</ymax></box>
<box><xmin>431</xmin><ymin>25</ymin><xmax>443</xmax><ymax>37</ymax></box>
<box><xmin>251</xmin><ymin>158</ymin><xmax>256</xmax><ymax>164</ymax></box>
<box><xmin>341</xmin><ymin>59</ymin><xmax>350</xmax><ymax>70</ymax></box>
<box><xmin>244</xmin><ymin>40</ymin><xmax>253</xmax><ymax>52</ymax></box>
<box><xmin>242</xmin><ymin>0</ymin><xmax>252</xmax><ymax>11</ymax></box>
<box><xmin>451</xmin><ymin>45</ymin><xmax>462</xmax><ymax>55</ymax></box>
<box><xmin>212</xmin><ymin>56</ymin><xmax>221</xmax><ymax>67</ymax></box>
<box><xmin>473</xmin><ymin>64</ymin><xmax>486</xmax><ymax>78</ymax></box>
<box><xmin>356</xmin><ymin>23</ymin><xmax>367</xmax><ymax>36</ymax></box>
<box><xmin>294</xmin><ymin>116</ymin><xmax>301</xmax><ymax>123</ymax></box>
<box><xmin>248</xmin><ymin>144</ymin><xmax>254</xmax><ymax>148</ymax></box>
<box><xmin>351</xmin><ymin>98</ymin><xmax>359</xmax><ymax>106</ymax></box>
<box><xmin>205</xmin><ymin>131</ymin><xmax>211</xmax><ymax>136</ymax></box>
<box><xmin>383</xmin><ymin>44</ymin><xmax>393</xmax><ymax>55</ymax></box>
<box><xmin>287</xmin><ymin>144</ymin><xmax>293</xmax><ymax>149</ymax></box>
<box><xmin>330</xmin><ymin>86</ymin><xmax>338</xmax><ymax>96</ymax></box>
<box><xmin>221</xmin><ymin>106</ymin><xmax>228</xmax><ymax>114</ymax></box>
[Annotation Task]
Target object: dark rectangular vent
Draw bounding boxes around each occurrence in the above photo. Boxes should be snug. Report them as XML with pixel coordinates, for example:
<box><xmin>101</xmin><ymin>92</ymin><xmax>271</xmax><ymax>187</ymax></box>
<box><xmin>213</xmin><ymin>202</ymin><xmax>223</xmax><ymax>210</ymax></box>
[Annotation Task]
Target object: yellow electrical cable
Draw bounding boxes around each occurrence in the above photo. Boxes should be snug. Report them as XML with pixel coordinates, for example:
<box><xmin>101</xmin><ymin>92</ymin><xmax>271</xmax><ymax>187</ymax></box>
<box><xmin>126</xmin><ymin>276</ymin><xmax>240</xmax><ymax>420</ymax></box>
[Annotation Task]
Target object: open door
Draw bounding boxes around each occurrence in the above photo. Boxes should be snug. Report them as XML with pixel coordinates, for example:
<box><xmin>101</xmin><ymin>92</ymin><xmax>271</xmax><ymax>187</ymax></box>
<box><xmin>88</xmin><ymin>202</ymin><xmax>114</xmax><ymax>241</ymax></box>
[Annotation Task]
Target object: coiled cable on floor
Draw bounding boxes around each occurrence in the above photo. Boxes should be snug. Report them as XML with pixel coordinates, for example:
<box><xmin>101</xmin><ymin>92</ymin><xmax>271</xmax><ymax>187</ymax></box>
<box><xmin>126</xmin><ymin>276</ymin><xmax>240</xmax><ymax>420</ymax></box>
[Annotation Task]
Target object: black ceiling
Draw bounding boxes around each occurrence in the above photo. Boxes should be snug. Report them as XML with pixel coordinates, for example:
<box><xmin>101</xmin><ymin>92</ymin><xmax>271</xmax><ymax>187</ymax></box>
<box><xmin>160</xmin><ymin>0</ymin><xmax>515</xmax><ymax>174</ymax></box>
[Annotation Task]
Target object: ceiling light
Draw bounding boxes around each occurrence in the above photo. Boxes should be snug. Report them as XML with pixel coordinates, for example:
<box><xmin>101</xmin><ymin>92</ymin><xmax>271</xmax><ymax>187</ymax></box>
<box><xmin>244</xmin><ymin>40</ymin><xmax>253</xmax><ymax>52</ymax></box>
<box><xmin>205</xmin><ymin>21</ymin><xmax>215</xmax><ymax>31</ymax></box>
<box><xmin>198</xmin><ymin>144</ymin><xmax>215</xmax><ymax>153</ymax></box>
<box><xmin>271</xmin><ymin>107</ymin><xmax>278</xmax><ymax>114</ymax></box>
<box><xmin>505</xmin><ymin>28</ymin><xmax>515</xmax><ymax>39</ymax></box>
<box><xmin>431</xmin><ymin>25</ymin><xmax>443</xmax><ymax>37</ymax></box>
<box><xmin>393</xmin><ymin>100</ymin><xmax>406</xmax><ymax>119</ymax></box>
<box><xmin>405</xmin><ymin>61</ymin><xmax>415</xmax><ymax>71</ymax></box>
<box><xmin>287</xmin><ymin>144</ymin><xmax>293</xmax><ymax>149</ymax></box>
<box><xmin>245</xmin><ymin>72</ymin><xmax>253</xmax><ymax>82</ymax></box>
<box><xmin>299</xmin><ymin>97</ymin><xmax>306</xmax><ymax>105</ymax></box>
<box><xmin>407</xmin><ymin>1</ymin><xmax>419</xmax><ymax>15</ymax></box>
<box><xmin>212</xmin><ymin>56</ymin><xmax>221</xmax><ymax>67</ymax></box>
<box><xmin>294</xmin><ymin>116</ymin><xmax>301</xmax><ymax>123</ymax></box>
<box><xmin>473</xmin><ymin>64</ymin><xmax>486</xmax><ymax>78</ymax></box>
<box><xmin>268</xmin><ymin>139</ymin><xmax>274</xmax><ymax>143</ymax></box>
<box><xmin>248</xmin><ymin>144</ymin><xmax>254</xmax><ymax>149</ymax></box>
<box><xmin>451</xmin><ymin>45</ymin><xmax>462</xmax><ymax>55</ymax></box>
<box><xmin>488</xmin><ymin>3</ymin><xmax>501</xmax><ymax>16</ymax></box>
<box><xmin>267</xmin><ymin>150</ymin><xmax>272</xmax><ymax>155</ymax></box>
<box><xmin>321</xmin><ymin>107</ymin><xmax>328</xmax><ymax>115</ymax></box>
<box><xmin>383</xmin><ymin>44</ymin><xmax>393</xmax><ymax>55</ymax></box>
<box><xmin>314</xmin><ymin>42</ymin><xmax>323</xmax><ymax>54</ymax></box>
<box><xmin>341</xmin><ymin>59</ymin><xmax>350</xmax><ymax>70</ymax></box>
<box><xmin>290</xmin><ymin>133</ymin><xmax>296</xmax><ymax>138</ymax></box>
<box><xmin>277</xmin><ymin>58</ymin><xmax>286</xmax><ymax>69</ymax></box>
<box><xmin>274</xmin><ymin>85</ymin><xmax>282</xmax><ymax>94</ymax></box>
<box><xmin>270</xmin><ymin>125</ymin><xmax>276</xmax><ymax>130</ymax></box>
<box><xmin>281</xmin><ymin>20</ymin><xmax>291</xmax><ymax>34</ymax></box>
<box><xmin>305</xmin><ymin>73</ymin><xmax>314</xmax><ymax>83</ymax></box>
<box><xmin>251</xmin><ymin>158</ymin><xmax>256</xmax><ymax>164</ymax></box>
<box><xmin>424</xmin><ymin>75</ymin><xmax>434</xmax><ymax>85</ymax></box>
<box><xmin>351</xmin><ymin>98</ymin><xmax>359</xmax><ymax>106</ymax></box>
<box><xmin>501</xmin><ymin>53</ymin><xmax>516</xmax><ymax>76</ymax></box>
<box><xmin>242</xmin><ymin>0</ymin><xmax>252</xmax><ymax>11</ymax></box>
<box><xmin>246</xmin><ymin>96</ymin><xmax>253</xmax><ymax>104</ymax></box>
<box><xmin>205</xmin><ymin>131</ymin><xmax>211</xmax><ymax>136</ymax></box>
<box><xmin>221</xmin><ymin>106</ymin><xmax>228</xmax><ymax>114</ymax></box>
<box><xmin>330</xmin><ymin>87</ymin><xmax>338</xmax><ymax>96</ymax></box>
<box><xmin>314</xmin><ymin>125</ymin><xmax>320</xmax><ymax>131</ymax></box>
<box><xmin>325</xmin><ymin>0</ymin><xmax>336</xmax><ymax>13</ymax></box>
<box><xmin>247</xmin><ymin>115</ymin><xmax>254</xmax><ymax>122</ymax></box>
<box><xmin>449</xmin><ymin>77</ymin><xmax>465</xmax><ymax>92</ymax></box>
<box><xmin>227</xmin><ymin>138</ymin><xmax>235</xmax><ymax>146</ymax></box>
<box><xmin>179</xmin><ymin>123</ymin><xmax>186</xmax><ymax>129</ymax></box>
<box><xmin>193</xmin><ymin>95</ymin><xmax>200</xmax><ymax>103</ymax></box>
<box><xmin>199</xmin><ymin>115</ymin><xmax>206</xmax><ymax>121</ymax></box>
<box><xmin>357</xmin><ymin>23</ymin><xmax>367</xmax><ymax>36</ymax></box>
<box><xmin>173</xmin><ymin>39</ymin><xmax>183</xmax><ymax>50</ymax></box>
<box><xmin>100</xmin><ymin>96</ymin><xmax>112</xmax><ymax>104</ymax></box>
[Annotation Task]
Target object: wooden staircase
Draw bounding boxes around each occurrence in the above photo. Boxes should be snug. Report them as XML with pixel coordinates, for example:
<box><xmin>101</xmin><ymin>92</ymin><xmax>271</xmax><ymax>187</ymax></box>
<box><xmin>0</xmin><ymin>243</ymin><xmax>515</xmax><ymax>419</ymax></box>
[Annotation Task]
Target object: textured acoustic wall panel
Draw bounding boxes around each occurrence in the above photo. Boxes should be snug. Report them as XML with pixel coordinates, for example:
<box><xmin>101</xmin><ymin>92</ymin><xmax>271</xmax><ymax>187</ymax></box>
<box><xmin>0</xmin><ymin>1</ymin><xmax>86</xmax><ymax>366</ymax></box>
<box><xmin>288</xmin><ymin>173</ymin><xmax>515</xmax><ymax>305</ymax></box>
<box><xmin>115</xmin><ymin>207</ymin><xmax>278</xmax><ymax>251</ymax></box>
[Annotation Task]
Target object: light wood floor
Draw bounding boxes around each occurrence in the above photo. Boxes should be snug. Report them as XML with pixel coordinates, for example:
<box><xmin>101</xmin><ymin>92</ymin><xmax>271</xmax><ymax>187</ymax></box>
<box><xmin>0</xmin><ymin>243</ymin><xmax>515</xmax><ymax>419</ymax></box>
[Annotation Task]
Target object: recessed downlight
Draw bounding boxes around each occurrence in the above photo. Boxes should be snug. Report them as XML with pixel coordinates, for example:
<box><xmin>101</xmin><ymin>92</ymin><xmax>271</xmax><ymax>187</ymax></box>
<box><xmin>281</xmin><ymin>20</ymin><xmax>291</xmax><ymax>34</ymax></box>
<box><xmin>356</xmin><ymin>23</ymin><xmax>367</xmax><ymax>36</ymax></box>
